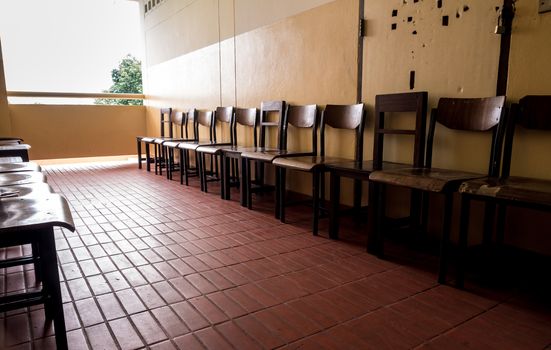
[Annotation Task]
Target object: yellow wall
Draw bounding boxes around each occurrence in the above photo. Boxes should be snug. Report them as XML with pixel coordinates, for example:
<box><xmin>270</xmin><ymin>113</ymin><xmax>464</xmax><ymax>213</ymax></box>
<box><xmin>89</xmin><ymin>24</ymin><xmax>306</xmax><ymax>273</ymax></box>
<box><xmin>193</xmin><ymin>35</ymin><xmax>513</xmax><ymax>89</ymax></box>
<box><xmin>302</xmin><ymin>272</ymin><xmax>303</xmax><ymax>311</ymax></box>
<box><xmin>0</xmin><ymin>38</ymin><xmax>11</xmax><ymax>135</ymax></box>
<box><xmin>10</xmin><ymin>104</ymin><xmax>145</xmax><ymax>160</ymax></box>
<box><xmin>141</xmin><ymin>0</ymin><xmax>551</xmax><ymax>252</ymax></box>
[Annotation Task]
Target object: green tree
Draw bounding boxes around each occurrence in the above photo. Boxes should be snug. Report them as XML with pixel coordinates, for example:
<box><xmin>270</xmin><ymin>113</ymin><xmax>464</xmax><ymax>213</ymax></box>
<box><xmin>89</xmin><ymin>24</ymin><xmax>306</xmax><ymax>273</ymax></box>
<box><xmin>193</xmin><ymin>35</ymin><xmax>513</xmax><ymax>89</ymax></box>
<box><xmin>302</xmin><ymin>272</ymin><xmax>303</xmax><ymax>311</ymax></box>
<box><xmin>95</xmin><ymin>55</ymin><xmax>143</xmax><ymax>105</ymax></box>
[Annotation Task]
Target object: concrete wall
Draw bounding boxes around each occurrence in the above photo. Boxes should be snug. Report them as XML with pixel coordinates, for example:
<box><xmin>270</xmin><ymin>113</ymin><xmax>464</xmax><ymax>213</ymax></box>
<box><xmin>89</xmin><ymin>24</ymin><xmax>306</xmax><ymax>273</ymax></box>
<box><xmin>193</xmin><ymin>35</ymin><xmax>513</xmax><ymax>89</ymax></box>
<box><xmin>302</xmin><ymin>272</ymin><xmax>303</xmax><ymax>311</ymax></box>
<box><xmin>9</xmin><ymin>104</ymin><xmax>145</xmax><ymax>160</ymax></box>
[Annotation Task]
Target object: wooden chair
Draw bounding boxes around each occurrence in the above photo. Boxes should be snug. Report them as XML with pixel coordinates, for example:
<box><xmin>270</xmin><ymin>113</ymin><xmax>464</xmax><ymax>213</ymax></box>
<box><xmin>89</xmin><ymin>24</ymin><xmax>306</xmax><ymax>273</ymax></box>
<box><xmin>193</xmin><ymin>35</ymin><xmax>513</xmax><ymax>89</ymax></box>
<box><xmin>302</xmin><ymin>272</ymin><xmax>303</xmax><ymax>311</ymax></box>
<box><xmin>196</xmin><ymin>107</ymin><xmax>234</xmax><ymax>192</ymax></box>
<box><xmin>197</xmin><ymin>108</ymin><xmax>259</xmax><ymax>201</ymax></box>
<box><xmin>0</xmin><ymin>193</ymin><xmax>75</xmax><ymax>350</ymax></box>
<box><xmin>369</xmin><ymin>96</ymin><xmax>507</xmax><ymax>284</ymax></box>
<box><xmin>238</xmin><ymin>101</ymin><xmax>286</xmax><ymax>208</ymax></box>
<box><xmin>163</xmin><ymin>110</ymin><xmax>197</xmax><ymax>180</ymax></box>
<box><xmin>176</xmin><ymin>110</ymin><xmax>218</xmax><ymax>186</ymax></box>
<box><xmin>457</xmin><ymin>95</ymin><xmax>551</xmax><ymax>287</ymax></box>
<box><xmin>136</xmin><ymin>107</ymin><xmax>172</xmax><ymax>172</ymax></box>
<box><xmin>326</xmin><ymin>92</ymin><xmax>428</xmax><ymax>242</ymax></box>
<box><xmin>161</xmin><ymin>111</ymin><xmax>195</xmax><ymax>179</ymax></box>
<box><xmin>273</xmin><ymin>103</ymin><xmax>366</xmax><ymax>235</ymax></box>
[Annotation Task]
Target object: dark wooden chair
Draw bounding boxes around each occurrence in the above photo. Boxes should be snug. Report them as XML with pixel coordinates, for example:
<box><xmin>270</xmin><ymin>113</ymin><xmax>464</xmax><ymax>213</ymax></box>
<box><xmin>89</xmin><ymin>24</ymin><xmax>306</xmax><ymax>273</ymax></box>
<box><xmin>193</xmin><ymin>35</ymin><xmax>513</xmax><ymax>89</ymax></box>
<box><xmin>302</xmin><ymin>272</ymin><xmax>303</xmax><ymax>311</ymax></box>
<box><xmin>153</xmin><ymin>111</ymin><xmax>193</xmax><ymax>176</ymax></box>
<box><xmin>0</xmin><ymin>193</ymin><xmax>75</xmax><ymax>350</ymax></box>
<box><xmin>163</xmin><ymin>110</ymin><xmax>197</xmax><ymax>180</ymax></box>
<box><xmin>137</xmin><ymin>107</ymin><xmax>172</xmax><ymax>172</ymax></box>
<box><xmin>0</xmin><ymin>143</ymin><xmax>31</xmax><ymax>162</ymax></box>
<box><xmin>197</xmin><ymin>107</ymin><xmax>259</xmax><ymax>201</ymax></box>
<box><xmin>273</xmin><ymin>103</ymin><xmax>366</xmax><ymax>235</ymax></box>
<box><xmin>326</xmin><ymin>92</ymin><xmax>428</xmax><ymax>242</ymax></box>
<box><xmin>369</xmin><ymin>96</ymin><xmax>507</xmax><ymax>284</ymax></box>
<box><xmin>175</xmin><ymin>110</ymin><xmax>218</xmax><ymax>186</ymax></box>
<box><xmin>457</xmin><ymin>95</ymin><xmax>551</xmax><ymax>287</ymax></box>
<box><xmin>196</xmin><ymin>107</ymin><xmax>235</xmax><ymax>192</ymax></box>
<box><xmin>239</xmin><ymin>101</ymin><xmax>287</xmax><ymax>209</ymax></box>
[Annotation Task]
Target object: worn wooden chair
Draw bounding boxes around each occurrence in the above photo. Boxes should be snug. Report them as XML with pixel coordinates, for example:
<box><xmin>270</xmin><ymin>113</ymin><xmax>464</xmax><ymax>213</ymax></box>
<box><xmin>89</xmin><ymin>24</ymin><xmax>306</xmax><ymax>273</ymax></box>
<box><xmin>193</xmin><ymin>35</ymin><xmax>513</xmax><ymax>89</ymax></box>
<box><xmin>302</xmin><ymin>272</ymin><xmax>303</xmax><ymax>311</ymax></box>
<box><xmin>136</xmin><ymin>107</ymin><xmax>172</xmax><ymax>171</ymax></box>
<box><xmin>273</xmin><ymin>103</ymin><xmax>366</xmax><ymax>235</ymax></box>
<box><xmin>197</xmin><ymin>108</ymin><xmax>259</xmax><ymax>201</ymax></box>
<box><xmin>175</xmin><ymin>110</ymin><xmax>218</xmax><ymax>186</ymax></box>
<box><xmin>369</xmin><ymin>96</ymin><xmax>507</xmax><ymax>284</ymax></box>
<box><xmin>153</xmin><ymin>111</ymin><xmax>192</xmax><ymax>176</ymax></box>
<box><xmin>239</xmin><ymin>101</ymin><xmax>287</xmax><ymax>208</ymax></box>
<box><xmin>0</xmin><ymin>193</ymin><xmax>75</xmax><ymax>349</ymax></box>
<box><xmin>326</xmin><ymin>92</ymin><xmax>428</xmax><ymax>243</ymax></box>
<box><xmin>163</xmin><ymin>110</ymin><xmax>197</xmax><ymax>180</ymax></box>
<box><xmin>161</xmin><ymin>111</ymin><xmax>196</xmax><ymax>179</ymax></box>
<box><xmin>195</xmin><ymin>107</ymin><xmax>234</xmax><ymax>191</ymax></box>
<box><xmin>456</xmin><ymin>95</ymin><xmax>551</xmax><ymax>287</ymax></box>
<box><xmin>243</xmin><ymin>104</ymin><xmax>318</xmax><ymax>214</ymax></box>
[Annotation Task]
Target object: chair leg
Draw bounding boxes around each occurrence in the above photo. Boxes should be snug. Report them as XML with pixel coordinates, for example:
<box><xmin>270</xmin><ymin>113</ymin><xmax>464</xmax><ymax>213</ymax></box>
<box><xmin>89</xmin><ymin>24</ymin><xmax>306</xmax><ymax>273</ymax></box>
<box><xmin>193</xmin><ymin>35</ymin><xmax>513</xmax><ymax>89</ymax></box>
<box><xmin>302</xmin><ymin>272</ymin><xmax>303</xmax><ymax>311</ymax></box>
<box><xmin>154</xmin><ymin>144</ymin><xmax>159</xmax><ymax>175</ymax></box>
<box><xmin>40</xmin><ymin>228</ymin><xmax>68</xmax><ymax>350</ymax></box>
<box><xmin>312</xmin><ymin>170</ymin><xmax>320</xmax><ymax>236</ymax></box>
<box><xmin>159</xmin><ymin>144</ymin><xmax>164</xmax><ymax>176</ymax></box>
<box><xmin>32</xmin><ymin>241</ymin><xmax>42</xmax><ymax>284</ymax></box>
<box><xmin>165</xmin><ymin>147</ymin><xmax>171</xmax><ymax>180</ymax></box>
<box><xmin>438</xmin><ymin>192</ymin><xmax>454</xmax><ymax>284</ymax></box>
<box><xmin>456</xmin><ymin>194</ymin><xmax>471</xmax><ymax>288</ymax></box>
<box><xmin>146</xmin><ymin>143</ymin><xmax>151</xmax><ymax>172</ymax></box>
<box><xmin>221</xmin><ymin>155</ymin><xmax>228</xmax><ymax>200</ymax></box>
<box><xmin>275</xmin><ymin>167</ymin><xmax>281</xmax><ymax>219</ymax></box>
<box><xmin>279</xmin><ymin>167</ymin><xmax>287</xmax><ymax>223</ymax></box>
<box><xmin>179</xmin><ymin>149</ymin><xmax>184</xmax><ymax>185</ymax></box>
<box><xmin>482</xmin><ymin>202</ymin><xmax>496</xmax><ymax>246</ymax></box>
<box><xmin>246</xmin><ymin>159</ymin><xmax>253</xmax><ymax>209</ymax></box>
<box><xmin>240</xmin><ymin>157</ymin><xmax>248</xmax><ymax>207</ymax></box>
<box><xmin>353</xmin><ymin>179</ymin><xmax>362</xmax><ymax>223</ymax></box>
<box><xmin>370</xmin><ymin>183</ymin><xmax>386</xmax><ymax>256</ymax></box>
<box><xmin>329</xmin><ymin>172</ymin><xmax>341</xmax><ymax>239</ymax></box>
<box><xmin>204</xmin><ymin>154</ymin><xmax>209</xmax><ymax>193</ymax></box>
<box><xmin>137</xmin><ymin>140</ymin><xmax>142</xmax><ymax>169</ymax></box>
<box><xmin>185</xmin><ymin>150</ymin><xmax>190</xmax><ymax>186</ymax></box>
<box><xmin>495</xmin><ymin>204</ymin><xmax>507</xmax><ymax>245</ymax></box>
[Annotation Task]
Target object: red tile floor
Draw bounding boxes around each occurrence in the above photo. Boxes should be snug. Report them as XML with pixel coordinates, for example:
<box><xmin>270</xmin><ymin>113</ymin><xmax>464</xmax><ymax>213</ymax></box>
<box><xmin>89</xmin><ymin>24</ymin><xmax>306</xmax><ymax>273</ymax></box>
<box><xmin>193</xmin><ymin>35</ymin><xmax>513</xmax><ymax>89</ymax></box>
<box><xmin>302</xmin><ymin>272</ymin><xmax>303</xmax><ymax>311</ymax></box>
<box><xmin>1</xmin><ymin>161</ymin><xmax>551</xmax><ymax>349</ymax></box>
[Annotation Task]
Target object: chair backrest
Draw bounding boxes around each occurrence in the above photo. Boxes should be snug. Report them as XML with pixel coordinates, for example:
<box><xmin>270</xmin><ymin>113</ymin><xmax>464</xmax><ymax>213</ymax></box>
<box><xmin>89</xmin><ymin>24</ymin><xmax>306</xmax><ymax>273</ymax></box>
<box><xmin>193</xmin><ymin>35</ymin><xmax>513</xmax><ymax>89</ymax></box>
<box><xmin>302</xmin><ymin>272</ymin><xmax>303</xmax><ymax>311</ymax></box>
<box><xmin>320</xmin><ymin>103</ymin><xmax>366</xmax><ymax>161</ymax></box>
<box><xmin>171</xmin><ymin>111</ymin><xmax>187</xmax><ymax>139</ymax></box>
<box><xmin>373</xmin><ymin>92</ymin><xmax>428</xmax><ymax>169</ymax></box>
<box><xmin>259</xmin><ymin>100</ymin><xmax>286</xmax><ymax>150</ymax></box>
<box><xmin>501</xmin><ymin>95</ymin><xmax>551</xmax><ymax>178</ymax></box>
<box><xmin>234</xmin><ymin>107</ymin><xmax>258</xmax><ymax>147</ymax></box>
<box><xmin>426</xmin><ymin>96</ymin><xmax>506</xmax><ymax>176</ymax></box>
<box><xmin>193</xmin><ymin>110</ymin><xmax>215</xmax><ymax>142</ymax></box>
<box><xmin>283</xmin><ymin>104</ymin><xmax>318</xmax><ymax>153</ymax></box>
<box><xmin>160</xmin><ymin>108</ymin><xmax>173</xmax><ymax>138</ymax></box>
<box><xmin>215</xmin><ymin>106</ymin><xmax>235</xmax><ymax>143</ymax></box>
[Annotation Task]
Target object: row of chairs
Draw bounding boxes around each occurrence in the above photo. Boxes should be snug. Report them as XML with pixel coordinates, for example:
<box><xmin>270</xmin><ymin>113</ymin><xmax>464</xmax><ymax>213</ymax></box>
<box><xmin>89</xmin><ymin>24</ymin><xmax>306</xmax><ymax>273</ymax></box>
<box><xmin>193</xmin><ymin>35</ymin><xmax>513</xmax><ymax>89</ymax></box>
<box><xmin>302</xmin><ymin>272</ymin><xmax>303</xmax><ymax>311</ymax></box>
<box><xmin>137</xmin><ymin>94</ymin><xmax>551</xmax><ymax>287</ymax></box>
<box><xmin>0</xmin><ymin>140</ymin><xmax>75</xmax><ymax>349</ymax></box>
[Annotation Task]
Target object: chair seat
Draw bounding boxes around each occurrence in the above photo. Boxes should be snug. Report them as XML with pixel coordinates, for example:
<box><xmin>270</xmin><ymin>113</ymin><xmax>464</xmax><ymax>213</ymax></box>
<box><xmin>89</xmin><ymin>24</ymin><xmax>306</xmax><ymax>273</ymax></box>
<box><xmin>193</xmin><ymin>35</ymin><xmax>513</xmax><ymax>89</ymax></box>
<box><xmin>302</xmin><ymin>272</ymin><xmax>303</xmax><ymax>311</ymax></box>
<box><xmin>141</xmin><ymin>137</ymin><xmax>155</xmax><ymax>143</ymax></box>
<box><xmin>0</xmin><ymin>144</ymin><xmax>30</xmax><ymax>151</ymax></box>
<box><xmin>0</xmin><ymin>162</ymin><xmax>40</xmax><ymax>173</ymax></box>
<box><xmin>1</xmin><ymin>183</ymin><xmax>54</xmax><ymax>198</ymax></box>
<box><xmin>369</xmin><ymin>167</ymin><xmax>485</xmax><ymax>193</ymax></box>
<box><xmin>272</xmin><ymin>156</ymin><xmax>351</xmax><ymax>172</ymax></box>
<box><xmin>154</xmin><ymin>137</ymin><xmax>192</xmax><ymax>144</ymax></box>
<box><xmin>176</xmin><ymin>141</ymin><xmax>221</xmax><ymax>151</ymax></box>
<box><xmin>241</xmin><ymin>149</ymin><xmax>311</xmax><ymax>162</ymax></box>
<box><xmin>195</xmin><ymin>142</ymin><xmax>234</xmax><ymax>154</ymax></box>
<box><xmin>0</xmin><ymin>172</ymin><xmax>46</xmax><ymax>186</ymax></box>
<box><xmin>460</xmin><ymin>176</ymin><xmax>551</xmax><ymax>207</ymax></box>
<box><xmin>326</xmin><ymin>160</ymin><xmax>412</xmax><ymax>174</ymax></box>
<box><xmin>0</xmin><ymin>157</ymin><xmax>23</xmax><ymax>164</ymax></box>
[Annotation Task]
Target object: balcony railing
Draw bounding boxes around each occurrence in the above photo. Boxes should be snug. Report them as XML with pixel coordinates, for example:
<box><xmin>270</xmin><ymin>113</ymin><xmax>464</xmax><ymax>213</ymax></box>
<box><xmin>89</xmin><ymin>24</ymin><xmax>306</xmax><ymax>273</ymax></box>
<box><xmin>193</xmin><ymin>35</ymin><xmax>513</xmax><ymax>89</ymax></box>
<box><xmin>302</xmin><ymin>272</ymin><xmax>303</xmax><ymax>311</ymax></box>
<box><xmin>6</xmin><ymin>91</ymin><xmax>145</xmax><ymax>105</ymax></box>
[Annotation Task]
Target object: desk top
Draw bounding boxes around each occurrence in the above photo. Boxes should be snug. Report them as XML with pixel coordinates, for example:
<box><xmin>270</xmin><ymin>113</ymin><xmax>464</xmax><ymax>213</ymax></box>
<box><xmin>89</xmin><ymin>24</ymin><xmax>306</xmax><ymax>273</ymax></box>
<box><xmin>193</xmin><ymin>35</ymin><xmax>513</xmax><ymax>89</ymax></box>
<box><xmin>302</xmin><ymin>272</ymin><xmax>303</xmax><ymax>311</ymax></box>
<box><xmin>0</xmin><ymin>172</ymin><xmax>46</xmax><ymax>186</ymax></box>
<box><xmin>0</xmin><ymin>194</ymin><xmax>75</xmax><ymax>233</ymax></box>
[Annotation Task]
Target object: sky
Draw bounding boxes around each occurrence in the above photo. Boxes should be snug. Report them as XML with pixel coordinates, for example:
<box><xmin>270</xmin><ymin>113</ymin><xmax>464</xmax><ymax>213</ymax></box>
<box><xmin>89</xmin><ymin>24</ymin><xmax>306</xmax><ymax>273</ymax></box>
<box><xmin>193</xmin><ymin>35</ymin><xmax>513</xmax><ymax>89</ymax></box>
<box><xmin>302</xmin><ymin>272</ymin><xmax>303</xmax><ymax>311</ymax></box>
<box><xmin>0</xmin><ymin>0</ymin><xmax>143</xmax><ymax>95</ymax></box>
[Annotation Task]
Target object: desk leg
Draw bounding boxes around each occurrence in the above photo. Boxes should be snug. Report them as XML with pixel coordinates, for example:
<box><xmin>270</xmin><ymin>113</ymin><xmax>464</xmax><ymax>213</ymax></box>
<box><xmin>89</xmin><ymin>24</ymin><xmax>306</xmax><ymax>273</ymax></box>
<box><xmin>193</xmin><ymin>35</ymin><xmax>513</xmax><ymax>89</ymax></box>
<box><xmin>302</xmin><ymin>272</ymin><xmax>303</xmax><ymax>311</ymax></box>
<box><xmin>329</xmin><ymin>172</ymin><xmax>341</xmax><ymax>239</ymax></box>
<box><xmin>40</xmin><ymin>227</ymin><xmax>68</xmax><ymax>350</ymax></box>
